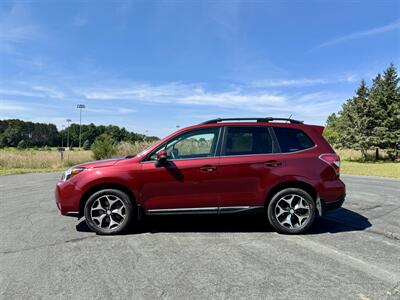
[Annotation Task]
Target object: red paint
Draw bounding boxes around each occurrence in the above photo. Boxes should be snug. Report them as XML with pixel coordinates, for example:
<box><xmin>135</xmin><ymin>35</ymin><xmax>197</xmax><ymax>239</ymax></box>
<box><xmin>55</xmin><ymin>121</ymin><xmax>345</xmax><ymax>216</ymax></box>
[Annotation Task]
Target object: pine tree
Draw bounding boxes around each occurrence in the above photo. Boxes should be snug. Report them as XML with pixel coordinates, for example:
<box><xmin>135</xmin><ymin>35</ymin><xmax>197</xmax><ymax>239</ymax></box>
<box><xmin>369</xmin><ymin>64</ymin><xmax>400</xmax><ymax>159</ymax></box>
<box><xmin>382</xmin><ymin>64</ymin><xmax>400</xmax><ymax>158</ymax></box>
<box><xmin>338</xmin><ymin>80</ymin><xmax>376</xmax><ymax>159</ymax></box>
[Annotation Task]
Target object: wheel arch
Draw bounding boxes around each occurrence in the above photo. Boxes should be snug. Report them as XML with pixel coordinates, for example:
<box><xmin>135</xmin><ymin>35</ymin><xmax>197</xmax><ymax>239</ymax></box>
<box><xmin>265</xmin><ymin>180</ymin><xmax>318</xmax><ymax>206</ymax></box>
<box><xmin>79</xmin><ymin>183</ymin><xmax>137</xmax><ymax>218</ymax></box>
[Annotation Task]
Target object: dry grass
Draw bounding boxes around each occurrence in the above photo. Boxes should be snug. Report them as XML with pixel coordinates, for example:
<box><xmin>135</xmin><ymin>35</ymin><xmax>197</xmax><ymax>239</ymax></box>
<box><xmin>0</xmin><ymin>141</ymin><xmax>154</xmax><ymax>175</ymax></box>
<box><xmin>115</xmin><ymin>141</ymin><xmax>154</xmax><ymax>157</ymax></box>
<box><xmin>336</xmin><ymin>148</ymin><xmax>392</xmax><ymax>161</ymax></box>
<box><xmin>0</xmin><ymin>148</ymin><xmax>92</xmax><ymax>171</ymax></box>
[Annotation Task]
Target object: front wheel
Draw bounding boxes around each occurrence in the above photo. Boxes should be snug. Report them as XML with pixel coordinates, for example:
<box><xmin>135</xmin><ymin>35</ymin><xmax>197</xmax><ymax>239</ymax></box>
<box><xmin>267</xmin><ymin>188</ymin><xmax>316</xmax><ymax>234</ymax></box>
<box><xmin>84</xmin><ymin>189</ymin><xmax>135</xmax><ymax>235</ymax></box>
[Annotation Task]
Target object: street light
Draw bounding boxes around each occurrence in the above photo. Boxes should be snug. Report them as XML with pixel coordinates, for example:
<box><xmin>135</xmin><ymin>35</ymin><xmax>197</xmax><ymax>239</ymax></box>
<box><xmin>77</xmin><ymin>104</ymin><xmax>86</xmax><ymax>149</ymax></box>
<box><xmin>61</xmin><ymin>125</ymin><xmax>65</xmax><ymax>148</ymax></box>
<box><xmin>66</xmin><ymin>119</ymin><xmax>71</xmax><ymax>149</ymax></box>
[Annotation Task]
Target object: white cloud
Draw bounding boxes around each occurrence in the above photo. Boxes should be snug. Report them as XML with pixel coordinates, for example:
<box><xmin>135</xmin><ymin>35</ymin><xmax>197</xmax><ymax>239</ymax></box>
<box><xmin>0</xmin><ymin>86</ymin><xmax>64</xmax><ymax>99</ymax></box>
<box><xmin>81</xmin><ymin>82</ymin><xmax>286</xmax><ymax>108</ymax></box>
<box><xmin>31</xmin><ymin>86</ymin><xmax>64</xmax><ymax>98</ymax></box>
<box><xmin>251</xmin><ymin>78</ymin><xmax>327</xmax><ymax>87</ymax></box>
<box><xmin>86</xmin><ymin>107</ymin><xmax>136</xmax><ymax>114</ymax></box>
<box><xmin>251</xmin><ymin>73</ymin><xmax>361</xmax><ymax>88</ymax></box>
<box><xmin>118</xmin><ymin>108</ymin><xmax>136</xmax><ymax>114</ymax></box>
<box><xmin>0</xmin><ymin>100</ymin><xmax>29</xmax><ymax>112</ymax></box>
<box><xmin>0</xmin><ymin>4</ymin><xmax>39</xmax><ymax>54</ymax></box>
<box><xmin>313</xmin><ymin>19</ymin><xmax>400</xmax><ymax>50</ymax></box>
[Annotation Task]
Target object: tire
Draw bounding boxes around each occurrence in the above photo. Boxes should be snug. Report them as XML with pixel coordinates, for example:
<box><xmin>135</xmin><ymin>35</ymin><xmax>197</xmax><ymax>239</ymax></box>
<box><xmin>84</xmin><ymin>189</ymin><xmax>135</xmax><ymax>235</ymax></box>
<box><xmin>267</xmin><ymin>188</ymin><xmax>316</xmax><ymax>234</ymax></box>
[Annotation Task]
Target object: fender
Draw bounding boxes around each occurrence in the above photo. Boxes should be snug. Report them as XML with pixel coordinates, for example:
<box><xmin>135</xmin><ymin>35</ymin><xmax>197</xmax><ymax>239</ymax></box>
<box><xmin>262</xmin><ymin>174</ymin><xmax>318</xmax><ymax>204</ymax></box>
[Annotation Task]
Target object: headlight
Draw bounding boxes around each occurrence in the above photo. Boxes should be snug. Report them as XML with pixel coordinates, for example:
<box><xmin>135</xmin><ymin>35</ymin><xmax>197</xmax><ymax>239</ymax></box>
<box><xmin>62</xmin><ymin>167</ymin><xmax>86</xmax><ymax>181</ymax></box>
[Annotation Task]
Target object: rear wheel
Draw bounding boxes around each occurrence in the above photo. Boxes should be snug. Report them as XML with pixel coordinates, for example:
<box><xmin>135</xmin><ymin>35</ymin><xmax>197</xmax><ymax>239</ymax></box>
<box><xmin>84</xmin><ymin>189</ymin><xmax>135</xmax><ymax>235</ymax></box>
<box><xmin>267</xmin><ymin>188</ymin><xmax>316</xmax><ymax>234</ymax></box>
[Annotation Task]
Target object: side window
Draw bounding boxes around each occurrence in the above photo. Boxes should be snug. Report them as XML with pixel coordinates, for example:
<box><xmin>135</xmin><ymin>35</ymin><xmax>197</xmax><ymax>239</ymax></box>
<box><xmin>273</xmin><ymin>127</ymin><xmax>315</xmax><ymax>153</ymax></box>
<box><xmin>148</xmin><ymin>128</ymin><xmax>219</xmax><ymax>160</ymax></box>
<box><xmin>224</xmin><ymin>126</ymin><xmax>273</xmax><ymax>156</ymax></box>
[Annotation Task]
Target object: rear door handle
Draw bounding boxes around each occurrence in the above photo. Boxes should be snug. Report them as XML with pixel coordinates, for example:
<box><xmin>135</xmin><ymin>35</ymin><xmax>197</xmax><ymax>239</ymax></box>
<box><xmin>200</xmin><ymin>165</ymin><xmax>217</xmax><ymax>172</ymax></box>
<box><xmin>265</xmin><ymin>160</ymin><xmax>282</xmax><ymax>167</ymax></box>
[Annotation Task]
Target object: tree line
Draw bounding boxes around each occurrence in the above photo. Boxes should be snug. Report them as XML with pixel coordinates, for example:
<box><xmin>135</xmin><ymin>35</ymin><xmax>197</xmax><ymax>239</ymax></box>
<box><xmin>0</xmin><ymin>119</ymin><xmax>158</xmax><ymax>149</ymax></box>
<box><xmin>324</xmin><ymin>64</ymin><xmax>400</xmax><ymax>160</ymax></box>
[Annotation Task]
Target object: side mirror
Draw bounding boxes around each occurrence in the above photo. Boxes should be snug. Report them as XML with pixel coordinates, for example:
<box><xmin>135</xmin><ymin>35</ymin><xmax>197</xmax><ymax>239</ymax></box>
<box><xmin>156</xmin><ymin>150</ymin><xmax>168</xmax><ymax>164</ymax></box>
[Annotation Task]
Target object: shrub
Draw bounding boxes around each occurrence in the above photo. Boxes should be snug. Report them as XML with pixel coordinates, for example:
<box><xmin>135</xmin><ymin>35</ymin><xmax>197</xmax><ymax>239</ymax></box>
<box><xmin>17</xmin><ymin>140</ymin><xmax>28</xmax><ymax>149</ymax></box>
<box><xmin>82</xmin><ymin>139</ymin><xmax>91</xmax><ymax>150</ymax></box>
<box><xmin>115</xmin><ymin>141</ymin><xmax>154</xmax><ymax>157</ymax></box>
<box><xmin>91</xmin><ymin>134</ymin><xmax>116</xmax><ymax>160</ymax></box>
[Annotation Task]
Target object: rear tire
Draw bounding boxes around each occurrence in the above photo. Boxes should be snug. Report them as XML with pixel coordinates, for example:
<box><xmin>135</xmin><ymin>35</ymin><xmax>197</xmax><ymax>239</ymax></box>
<box><xmin>267</xmin><ymin>188</ymin><xmax>316</xmax><ymax>234</ymax></box>
<box><xmin>84</xmin><ymin>189</ymin><xmax>135</xmax><ymax>235</ymax></box>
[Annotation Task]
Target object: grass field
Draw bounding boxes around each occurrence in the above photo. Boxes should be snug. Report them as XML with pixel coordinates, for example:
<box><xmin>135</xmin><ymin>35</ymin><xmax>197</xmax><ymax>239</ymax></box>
<box><xmin>0</xmin><ymin>141</ymin><xmax>152</xmax><ymax>176</ymax></box>
<box><xmin>340</xmin><ymin>161</ymin><xmax>399</xmax><ymax>178</ymax></box>
<box><xmin>0</xmin><ymin>146</ymin><xmax>399</xmax><ymax>178</ymax></box>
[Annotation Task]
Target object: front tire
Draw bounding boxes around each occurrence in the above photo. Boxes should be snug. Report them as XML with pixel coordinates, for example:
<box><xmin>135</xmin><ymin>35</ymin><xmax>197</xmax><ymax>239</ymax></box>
<box><xmin>84</xmin><ymin>189</ymin><xmax>135</xmax><ymax>235</ymax></box>
<box><xmin>267</xmin><ymin>188</ymin><xmax>316</xmax><ymax>234</ymax></box>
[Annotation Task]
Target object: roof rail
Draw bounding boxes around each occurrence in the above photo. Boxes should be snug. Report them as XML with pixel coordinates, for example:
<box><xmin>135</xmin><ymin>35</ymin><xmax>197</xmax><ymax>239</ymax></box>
<box><xmin>199</xmin><ymin>117</ymin><xmax>303</xmax><ymax>125</ymax></box>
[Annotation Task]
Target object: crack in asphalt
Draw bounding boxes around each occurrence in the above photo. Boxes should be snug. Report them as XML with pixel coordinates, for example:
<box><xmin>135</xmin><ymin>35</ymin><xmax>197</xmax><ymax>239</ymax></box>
<box><xmin>0</xmin><ymin>235</ymin><xmax>97</xmax><ymax>255</ymax></box>
<box><xmin>385</xmin><ymin>281</ymin><xmax>400</xmax><ymax>299</ymax></box>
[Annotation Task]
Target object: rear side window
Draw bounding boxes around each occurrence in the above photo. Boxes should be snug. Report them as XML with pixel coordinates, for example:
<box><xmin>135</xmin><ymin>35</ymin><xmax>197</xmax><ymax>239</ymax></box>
<box><xmin>273</xmin><ymin>127</ymin><xmax>314</xmax><ymax>153</ymax></box>
<box><xmin>224</xmin><ymin>126</ymin><xmax>273</xmax><ymax>156</ymax></box>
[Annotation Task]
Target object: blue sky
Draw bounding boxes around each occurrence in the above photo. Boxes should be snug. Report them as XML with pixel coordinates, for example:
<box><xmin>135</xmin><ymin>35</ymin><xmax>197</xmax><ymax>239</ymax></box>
<box><xmin>0</xmin><ymin>0</ymin><xmax>399</xmax><ymax>137</ymax></box>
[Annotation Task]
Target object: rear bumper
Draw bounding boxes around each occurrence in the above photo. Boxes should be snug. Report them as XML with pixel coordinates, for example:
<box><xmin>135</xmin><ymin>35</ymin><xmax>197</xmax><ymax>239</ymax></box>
<box><xmin>319</xmin><ymin>193</ymin><xmax>346</xmax><ymax>215</ymax></box>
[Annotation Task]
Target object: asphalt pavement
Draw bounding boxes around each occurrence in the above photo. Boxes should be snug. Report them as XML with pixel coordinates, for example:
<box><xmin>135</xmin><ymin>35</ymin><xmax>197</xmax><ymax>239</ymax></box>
<box><xmin>0</xmin><ymin>173</ymin><xmax>399</xmax><ymax>299</ymax></box>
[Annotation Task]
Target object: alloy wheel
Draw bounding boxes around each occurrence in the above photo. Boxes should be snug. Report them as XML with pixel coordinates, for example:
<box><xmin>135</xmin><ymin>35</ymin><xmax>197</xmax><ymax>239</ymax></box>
<box><xmin>90</xmin><ymin>195</ymin><xmax>127</xmax><ymax>230</ymax></box>
<box><xmin>274</xmin><ymin>194</ymin><xmax>310</xmax><ymax>229</ymax></box>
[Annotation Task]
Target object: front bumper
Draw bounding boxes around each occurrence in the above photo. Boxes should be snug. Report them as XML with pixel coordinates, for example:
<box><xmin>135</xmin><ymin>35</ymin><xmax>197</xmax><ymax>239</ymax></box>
<box><xmin>55</xmin><ymin>181</ymin><xmax>82</xmax><ymax>216</ymax></box>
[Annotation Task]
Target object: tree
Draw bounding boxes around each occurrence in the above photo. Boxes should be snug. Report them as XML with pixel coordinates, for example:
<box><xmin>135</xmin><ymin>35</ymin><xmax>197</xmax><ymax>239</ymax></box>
<box><xmin>91</xmin><ymin>134</ymin><xmax>116</xmax><ymax>160</ymax></box>
<box><xmin>0</xmin><ymin>135</ymin><xmax>7</xmax><ymax>148</ymax></box>
<box><xmin>0</xmin><ymin>119</ymin><xmax>158</xmax><ymax>148</ymax></box>
<box><xmin>337</xmin><ymin>80</ymin><xmax>377</xmax><ymax>159</ymax></box>
<box><xmin>323</xmin><ymin>113</ymin><xmax>340</xmax><ymax>145</ymax></box>
<box><xmin>370</xmin><ymin>64</ymin><xmax>400</xmax><ymax>159</ymax></box>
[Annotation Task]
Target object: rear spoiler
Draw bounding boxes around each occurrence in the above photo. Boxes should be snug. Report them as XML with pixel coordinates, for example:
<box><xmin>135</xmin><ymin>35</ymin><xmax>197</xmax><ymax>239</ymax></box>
<box><xmin>309</xmin><ymin>125</ymin><xmax>324</xmax><ymax>135</ymax></box>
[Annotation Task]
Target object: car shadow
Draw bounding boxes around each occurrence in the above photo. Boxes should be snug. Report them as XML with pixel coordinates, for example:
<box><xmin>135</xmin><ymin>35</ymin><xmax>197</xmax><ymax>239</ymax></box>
<box><xmin>76</xmin><ymin>207</ymin><xmax>372</xmax><ymax>235</ymax></box>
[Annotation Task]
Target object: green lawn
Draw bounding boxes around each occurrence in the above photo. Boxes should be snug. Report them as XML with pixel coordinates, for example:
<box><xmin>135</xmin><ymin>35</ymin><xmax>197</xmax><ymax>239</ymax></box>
<box><xmin>341</xmin><ymin>161</ymin><xmax>400</xmax><ymax>179</ymax></box>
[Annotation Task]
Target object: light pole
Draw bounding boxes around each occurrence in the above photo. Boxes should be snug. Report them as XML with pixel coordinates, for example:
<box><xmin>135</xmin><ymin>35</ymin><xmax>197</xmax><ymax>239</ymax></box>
<box><xmin>66</xmin><ymin>119</ymin><xmax>71</xmax><ymax>149</ymax></box>
<box><xmin>61</xmin><ymin>125</ymin><xmax>65</xmax><ymax>148</ymax></box>
<box><xmin>77</xmin><ymin>104</ymin><xmax>85</xmax><ymax>149</ymax></box>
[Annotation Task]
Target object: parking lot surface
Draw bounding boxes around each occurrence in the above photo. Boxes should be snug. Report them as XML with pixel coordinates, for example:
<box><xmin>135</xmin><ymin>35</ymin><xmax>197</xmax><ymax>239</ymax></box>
<box><xmin>0</xmin><ymin>173</ymin><xmax>399</xmax><ymax>299</ymax></box>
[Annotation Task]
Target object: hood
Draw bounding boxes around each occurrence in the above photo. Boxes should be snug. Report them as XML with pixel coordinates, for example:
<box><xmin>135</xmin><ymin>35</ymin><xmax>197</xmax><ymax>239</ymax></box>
<box><xmin>77</xmin><ymin>158</ymin><xmax>123</xmax><ymax>169</ymax></box>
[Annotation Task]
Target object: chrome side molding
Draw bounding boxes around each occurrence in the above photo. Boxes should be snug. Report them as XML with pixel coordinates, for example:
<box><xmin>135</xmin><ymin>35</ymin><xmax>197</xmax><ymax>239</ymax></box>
<box><xmin>146</xmin><ymin>206</ymin><xmax>264</xmax><ymax>215</ymax></box>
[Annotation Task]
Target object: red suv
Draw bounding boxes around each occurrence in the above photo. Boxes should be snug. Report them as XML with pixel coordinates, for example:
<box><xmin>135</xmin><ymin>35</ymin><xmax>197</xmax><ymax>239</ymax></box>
<box><xmin>55</xmin><ymin>117</ymin><xmax>345</xmax><ymax>235</ymax></box>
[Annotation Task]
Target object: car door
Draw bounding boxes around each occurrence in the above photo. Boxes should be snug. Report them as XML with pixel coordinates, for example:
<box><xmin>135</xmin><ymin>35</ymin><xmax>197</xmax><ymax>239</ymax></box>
<box><xmin>217</xmin><ymin>125</ymin><xmax>282</xmax><ymax>208</ymax></box>
<box><xmin>140</xmin><ymin>127</ymin><xmax>222</xmax><ymax>211</ymax></box>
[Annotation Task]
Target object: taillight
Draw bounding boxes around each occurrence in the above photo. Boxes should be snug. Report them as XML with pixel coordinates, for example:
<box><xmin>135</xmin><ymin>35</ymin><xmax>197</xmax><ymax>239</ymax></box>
<box><xmin>319</xmin><ymin>153</ymin><xmax>340</xmax><ymax>175</ymax></box>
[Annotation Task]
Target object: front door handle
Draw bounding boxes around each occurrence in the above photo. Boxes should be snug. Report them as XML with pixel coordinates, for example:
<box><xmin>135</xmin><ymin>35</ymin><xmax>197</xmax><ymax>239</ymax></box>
<box><xmin>265</xmin><ymin>160</ymin><xmax>282</xmax><ymax>167</ymax></box>
<box><xmin>200</xmin><ymin>165</ymin><xmax>217</xmax><ymax>172</ymax></box>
